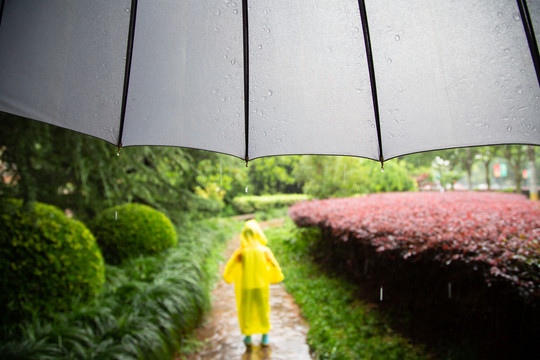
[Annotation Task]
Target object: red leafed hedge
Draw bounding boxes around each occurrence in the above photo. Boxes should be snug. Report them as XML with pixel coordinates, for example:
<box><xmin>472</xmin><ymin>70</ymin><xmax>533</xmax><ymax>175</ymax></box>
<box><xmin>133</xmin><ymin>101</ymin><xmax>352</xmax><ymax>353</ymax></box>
<box><xmin>289</xmin><ymin>192</ymin><xmax>540</xmax><ymax>298</ymax></box>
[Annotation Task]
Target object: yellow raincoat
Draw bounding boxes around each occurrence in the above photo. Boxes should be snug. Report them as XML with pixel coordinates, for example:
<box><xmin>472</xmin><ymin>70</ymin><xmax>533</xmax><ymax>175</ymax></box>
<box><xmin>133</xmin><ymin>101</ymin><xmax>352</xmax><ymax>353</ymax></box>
<box><xmin>224</xmin><ymin>220</ymin><xmax>284</xmax><ymax>336</ymax></box>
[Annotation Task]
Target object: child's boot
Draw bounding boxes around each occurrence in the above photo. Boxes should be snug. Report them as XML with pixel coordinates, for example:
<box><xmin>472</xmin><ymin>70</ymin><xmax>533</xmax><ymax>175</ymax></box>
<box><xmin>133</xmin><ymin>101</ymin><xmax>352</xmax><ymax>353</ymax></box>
<box><xmin>261</xmin><ymin>333</ymin><xmax>269</xmax><ymax>346</ymax></box>
<box><xmin>243</xmin><ymin>335</ymin><xmax>252</xmax><ymax>346</ymax></box>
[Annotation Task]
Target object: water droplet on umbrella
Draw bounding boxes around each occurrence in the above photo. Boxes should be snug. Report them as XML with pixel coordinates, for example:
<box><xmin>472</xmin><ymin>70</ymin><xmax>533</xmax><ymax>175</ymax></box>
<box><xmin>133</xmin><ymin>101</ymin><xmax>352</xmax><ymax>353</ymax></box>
<box><xmin>497</xmin><ymin>11</ymin><xmax>503</xmax><ymax>18</ymax></box>
<box><xmin>267</xmin><ymin>90</ymin><xmax>273</xmax><ymax>96</ymax></box>
<box><xmin>231</xmin><ymin>59</ymin><xmax>236</xmax><ymax>65</ymax></box>
<box><xmin>216</xmin><ymin>9</ymin><xmax>221</xmax><ymax>16</ymax></box>
<box><xmin>258</xmin><ymin>44</ymin><xmax>263</xmax><ymax>50</ymax></box>
<box><xmin>513</xmin><ymin>13</ymin><xmax>521</xmax><ymax>21</ymax></box>
<box><xmin>507</xmin><ymin>125</ymin><xmax>512</xmax><ymax>132</ymax></box>
<box><xmin>233</xmin><ymin>9</ymin><xmax>238</xmax><ymax>14</ymax></box>
<box><xmin>353</xmin><ymin>26</ymin><xmax>360</xmax><ymax>33</ymax></box>
<box><xmin>394</xmin><ymin>35</ymin><xmax>400</xmax><ymax>41</ymax></box>
<box><xmin>386</xmin><ymin>58</ymin><xmax>392</xmax><ymax>64</ymax></box>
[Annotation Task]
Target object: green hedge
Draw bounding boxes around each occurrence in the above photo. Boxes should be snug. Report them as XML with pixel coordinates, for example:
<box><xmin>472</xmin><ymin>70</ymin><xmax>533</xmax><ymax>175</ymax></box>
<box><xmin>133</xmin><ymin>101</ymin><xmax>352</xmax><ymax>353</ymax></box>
<box><xmin>232</xmin><ymin>194</ymin><xmax>309</xmax><ymax>214</ymax></box>
<box><xmin>0</xmin><ymin>200</ymin><xmax>105</xmax><ymax>317</ymax></box>
<box><xmin>91</xmin><ymin>203</ymin><xmax>177</xmax><ymax>264</ymax></box>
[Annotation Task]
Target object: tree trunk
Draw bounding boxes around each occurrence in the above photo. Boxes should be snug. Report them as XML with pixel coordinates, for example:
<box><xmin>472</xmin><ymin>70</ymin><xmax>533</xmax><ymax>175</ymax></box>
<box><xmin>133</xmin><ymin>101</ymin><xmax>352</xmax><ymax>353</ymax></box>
<box><xmin>483</xmin><ymin>161</ymin><xmax>491</xmax><ymax>190</ymax></box>
<box><xmin>528</xmin><ymin>146</ymin><xmax>538</xmax><ymax>201</ymax></box>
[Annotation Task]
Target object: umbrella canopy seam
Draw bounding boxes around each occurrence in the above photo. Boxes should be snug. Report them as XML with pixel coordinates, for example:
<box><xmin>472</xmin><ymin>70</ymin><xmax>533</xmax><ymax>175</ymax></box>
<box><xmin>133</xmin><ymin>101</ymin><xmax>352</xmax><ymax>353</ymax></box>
<box><xmin>357</xmin><ymin>0</ymin><xmax>384</xmax><ymax>168</ymax></box>
<box><xmin>0</xmin><ymin>0</ymin><xmax>5</xmax><ymax>27</ymax></box>
<box><xmin>118</xmin><ymin>0</ymin><xmax>139</xmax><ymax>149</ymax></box>
<box><xmin>517</xmin><ymin>0</ymin><xmax>540</xmax><ymax>87</ymax></box>
<box><xmin>242</xmin><ymin>0</ymin><xmax>250</xmax><ymax>165</ymax></box>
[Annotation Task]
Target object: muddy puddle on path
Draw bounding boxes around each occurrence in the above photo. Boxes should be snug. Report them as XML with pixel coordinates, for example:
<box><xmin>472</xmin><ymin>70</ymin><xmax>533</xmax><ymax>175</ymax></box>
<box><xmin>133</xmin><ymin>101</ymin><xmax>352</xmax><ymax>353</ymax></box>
<box><xmin>185</xmin><ymin>219</ymin><xmax>312</xmax><ymax>360</ymax></box>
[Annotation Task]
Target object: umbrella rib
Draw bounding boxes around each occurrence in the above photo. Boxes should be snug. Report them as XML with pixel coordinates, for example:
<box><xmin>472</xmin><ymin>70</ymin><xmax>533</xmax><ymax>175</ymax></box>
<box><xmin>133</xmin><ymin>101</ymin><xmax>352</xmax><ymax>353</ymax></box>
<box><xmin>516</xmin><ymin>0</ymin><xmax>540</xmax><ymax>87</ymax></box>
<box><xmin>357</xmin><ymin>0</ymin><xmax>384</xmax><ymax>168</ymax></box>
<box><xmin>0</xmin><ymin>0</ymin><xmax>5</xmax><ymax>27</ymax></box>
<box><xmin>242</xmin><ymin>0</ymin><xmax>250</xmax><ymax>165</ymax></box>
<box><xmin>118</xmin><ymin>0</ymin><xmax>139</xmax><ymax>149</ymax></box>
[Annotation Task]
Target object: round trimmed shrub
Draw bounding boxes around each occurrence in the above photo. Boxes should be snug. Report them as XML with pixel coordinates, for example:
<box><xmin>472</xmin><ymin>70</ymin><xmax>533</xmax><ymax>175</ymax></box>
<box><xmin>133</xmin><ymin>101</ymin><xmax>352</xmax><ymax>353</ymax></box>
<box><xmin>91</xmin><ymin>203</ymin><xmax>177</xmax><ymax>264</ymax></box>
<box><xmin>0</xmin><ymin>199</ymin><xmax>105</xmax><ymax>316</ymax></box>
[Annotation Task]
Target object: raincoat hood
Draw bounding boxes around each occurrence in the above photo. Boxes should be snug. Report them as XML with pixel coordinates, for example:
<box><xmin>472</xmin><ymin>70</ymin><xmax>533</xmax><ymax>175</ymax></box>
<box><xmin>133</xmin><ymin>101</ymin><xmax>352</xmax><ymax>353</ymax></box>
<box><xmin>240</xmin><ymin>220</ymin><xmax>268</xmax><ymax>247</ymax></box>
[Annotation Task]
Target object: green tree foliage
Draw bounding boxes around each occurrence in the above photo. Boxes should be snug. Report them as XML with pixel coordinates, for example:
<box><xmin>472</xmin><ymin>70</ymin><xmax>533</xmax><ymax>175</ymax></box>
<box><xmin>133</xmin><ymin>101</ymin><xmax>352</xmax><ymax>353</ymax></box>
<box><xmin>194</xmin><ymin>154</ymin><xmax>248</xmax><ymax>209</ymax></box>
<box><xmin>0</xmin><ymin>200</ymin><xmax>105</xmax><ymax>319</ymax></box>
<box><xmin>293</xmin><ymin>156</ymin><xmax>416</xmax><ymax>199</ymax></box>
<box><xmin>90</xmin><ymin>203</ymin><xmax>177</xmax><ymax>264</ymax></box>
<box><xmin>475</xmin><ymin>146</ymin><xmax>499</xmax><ymax>190</ymax></box>
<box><xmin>0</xmin><ymin>114</ymin><xmax>224</xmax><ymax>223</ymax></box>
<box><xmin>431</xmin><ymin>154</ymin><xmax>464</xmax><ymax>190</ymax></box>
<box><xmin>247</xmin><ymin>156</ymin><xmax>302</xmax><ymax>195</ymax></box>
<box><xmin>504</xmin><ymin>145</ymin><xmax>528</xmax><ymax>194</ymax></box>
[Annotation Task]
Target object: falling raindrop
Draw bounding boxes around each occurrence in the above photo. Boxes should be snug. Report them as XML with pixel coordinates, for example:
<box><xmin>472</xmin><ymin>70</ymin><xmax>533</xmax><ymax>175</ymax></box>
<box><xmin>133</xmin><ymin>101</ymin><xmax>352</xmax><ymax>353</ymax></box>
<box><xmin>448</xmin><ymin>282</ymin><xmax>452</xmax><ymax>299</ymax></box>
<box><xmin>245</xmin><ymin>185</ymin><xmax>248</xmax><ymax>193</ymax></box>
<box><xmin>115</xmin><ymin>211</ymin><xmax>118</xmax><ymax>221</ymax></box>
<box><xmin>380</xmin><ymin>286</ymin><xmax>384</xmax><ymax>301</ymax></box>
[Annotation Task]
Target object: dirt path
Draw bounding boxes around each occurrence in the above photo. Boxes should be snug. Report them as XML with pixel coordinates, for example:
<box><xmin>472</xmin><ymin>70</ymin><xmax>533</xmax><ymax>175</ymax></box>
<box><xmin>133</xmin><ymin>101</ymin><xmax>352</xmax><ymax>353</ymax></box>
<box><xmin>185</xmin><ymin>219</ymin><xmax>312</xmax><ymax>360</ymax></box>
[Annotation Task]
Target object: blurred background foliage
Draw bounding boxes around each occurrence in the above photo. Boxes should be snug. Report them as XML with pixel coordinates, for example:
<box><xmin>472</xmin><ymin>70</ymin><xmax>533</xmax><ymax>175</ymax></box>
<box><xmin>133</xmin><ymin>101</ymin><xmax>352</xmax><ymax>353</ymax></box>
<box><xmin>1</xmin><ymin>113</ymin><xmax>537</xmax><ymax>224</ymax></box>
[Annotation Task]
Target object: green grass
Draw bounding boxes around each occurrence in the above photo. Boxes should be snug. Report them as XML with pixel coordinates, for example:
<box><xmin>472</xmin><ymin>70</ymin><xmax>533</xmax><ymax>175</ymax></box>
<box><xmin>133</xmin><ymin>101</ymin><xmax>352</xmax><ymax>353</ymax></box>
<box><xmin>266</xmin><ymin>219</ymin><xmax>431</xmax><ymax>360</ymax></box>
<box><xmin>0</xmin><ymin>217</ymin><xmax>242</xmax><ymax>360</ymax></box>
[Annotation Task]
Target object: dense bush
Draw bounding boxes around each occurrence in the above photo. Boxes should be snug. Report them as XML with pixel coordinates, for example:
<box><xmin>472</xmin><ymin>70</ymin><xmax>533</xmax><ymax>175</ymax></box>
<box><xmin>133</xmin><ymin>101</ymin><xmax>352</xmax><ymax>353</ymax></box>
<box><xmin>0</xmin><ymin>217</ymin><xmax>242</xmax><ymax>359</ymax></box>
<box><xmin>289</xmin><ymin>192</ymin><xmax>540</xmax><ymax>358</ymax></box>
<box><xmin>91</xmin><ymin>203</ymin><xmax>177</xmax><ymax>264</ymax></box>
<box><xmin>290</xmin><ymin>192</ymin><xmax>540</xmax><ymax>298</ymax></box>
<box><xmin>0</xmin><ymin>200</ymin><xmax>105</xmax><ymax>317</ymax></box>
<box><xmin>232</xmin><ymin>194</ymin><xmax>309</xmax><ymax>214</ymax></box>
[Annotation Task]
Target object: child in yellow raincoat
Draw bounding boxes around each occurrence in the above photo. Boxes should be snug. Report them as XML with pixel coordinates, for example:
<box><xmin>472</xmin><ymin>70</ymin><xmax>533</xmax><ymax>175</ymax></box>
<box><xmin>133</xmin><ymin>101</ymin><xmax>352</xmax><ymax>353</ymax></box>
<box><xmin>224</xmin><ymin>220</ymin><xmax>284</xmax><ymax>346</ymax></box>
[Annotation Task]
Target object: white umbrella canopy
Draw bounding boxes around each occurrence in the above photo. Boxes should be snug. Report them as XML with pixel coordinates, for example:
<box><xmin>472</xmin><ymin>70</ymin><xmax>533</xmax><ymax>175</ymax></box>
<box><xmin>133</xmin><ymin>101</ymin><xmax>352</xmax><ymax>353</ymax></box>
<box><xmin>0</xmin><ymin>0</ymin><xmax>539</xmax><ymax>165</ymax></box>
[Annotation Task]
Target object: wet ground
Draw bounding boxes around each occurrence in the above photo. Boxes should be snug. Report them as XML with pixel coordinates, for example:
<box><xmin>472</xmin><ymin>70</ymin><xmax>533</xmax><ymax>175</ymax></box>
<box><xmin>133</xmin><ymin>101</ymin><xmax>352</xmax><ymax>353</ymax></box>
<box><xmin>185</xmin><ymin>219</ymin><xmax>312</xmax><ymax>360</ymax></box>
